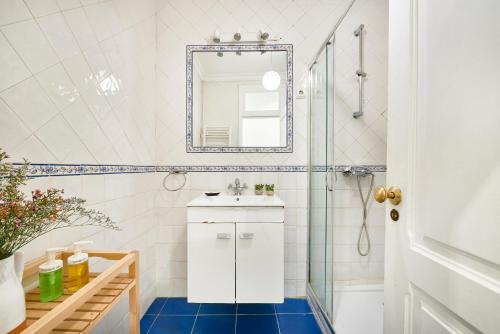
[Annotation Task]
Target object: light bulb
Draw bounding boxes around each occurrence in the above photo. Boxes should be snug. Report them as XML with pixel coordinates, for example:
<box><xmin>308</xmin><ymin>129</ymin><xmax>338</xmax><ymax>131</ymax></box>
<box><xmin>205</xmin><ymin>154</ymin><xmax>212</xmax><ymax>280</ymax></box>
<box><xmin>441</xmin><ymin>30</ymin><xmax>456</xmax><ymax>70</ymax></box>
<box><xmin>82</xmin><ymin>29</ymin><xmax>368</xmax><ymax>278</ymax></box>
<box><xmin>262</xmin><ymin>71</ymin><xmax>281</xmax><ymax>91</ymax></box>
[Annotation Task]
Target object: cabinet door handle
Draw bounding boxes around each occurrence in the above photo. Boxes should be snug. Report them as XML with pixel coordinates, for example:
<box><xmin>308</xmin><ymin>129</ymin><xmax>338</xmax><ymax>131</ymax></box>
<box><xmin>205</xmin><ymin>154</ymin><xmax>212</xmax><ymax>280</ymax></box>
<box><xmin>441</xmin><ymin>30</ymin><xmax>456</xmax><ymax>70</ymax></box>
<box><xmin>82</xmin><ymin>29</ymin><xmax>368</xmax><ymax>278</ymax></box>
<box><xmin>217</xmin><ymin>233</ymin><xmax>232</xmax><ymax>239</ymax></box>
<box><xmin>239</xmin><ymin>232</ymin><xmax>255</xmax><ymax>239</ymax></box>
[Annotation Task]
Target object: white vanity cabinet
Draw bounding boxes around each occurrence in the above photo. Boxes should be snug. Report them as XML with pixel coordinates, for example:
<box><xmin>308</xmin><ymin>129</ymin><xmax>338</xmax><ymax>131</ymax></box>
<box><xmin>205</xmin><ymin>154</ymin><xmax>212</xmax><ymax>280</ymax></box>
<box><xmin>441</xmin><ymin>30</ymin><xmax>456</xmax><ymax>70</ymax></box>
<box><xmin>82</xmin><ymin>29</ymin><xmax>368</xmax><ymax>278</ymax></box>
<box><xmin>235</xmin><ymin>222</ymin><xmax>284</xmax><ymax>303</ymax></box>
<box><xmin>187</xmin><ymin>223</ymin><xmax>235</xmax><ymax>303</ymax></box>
<box><xmin>187</xmin><ymin>195</ymin><xmax>285</xmax><ymax>304</ymax></box>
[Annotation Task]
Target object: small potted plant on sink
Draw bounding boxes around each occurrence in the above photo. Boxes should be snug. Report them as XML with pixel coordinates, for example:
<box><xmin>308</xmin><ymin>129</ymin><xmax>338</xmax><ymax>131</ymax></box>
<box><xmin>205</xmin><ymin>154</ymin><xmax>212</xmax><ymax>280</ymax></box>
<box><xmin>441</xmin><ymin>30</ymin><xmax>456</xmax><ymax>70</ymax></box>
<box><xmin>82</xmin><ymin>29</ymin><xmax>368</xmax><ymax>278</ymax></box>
<box><xmin>265</xmin><ymin>184</ymin><xmax>275</xmax><ymax>196</ymax></box>
<box><xmin>254</xmin><ymin>184</ymin><xmax>264</xmax><ymax>195</ymax></box>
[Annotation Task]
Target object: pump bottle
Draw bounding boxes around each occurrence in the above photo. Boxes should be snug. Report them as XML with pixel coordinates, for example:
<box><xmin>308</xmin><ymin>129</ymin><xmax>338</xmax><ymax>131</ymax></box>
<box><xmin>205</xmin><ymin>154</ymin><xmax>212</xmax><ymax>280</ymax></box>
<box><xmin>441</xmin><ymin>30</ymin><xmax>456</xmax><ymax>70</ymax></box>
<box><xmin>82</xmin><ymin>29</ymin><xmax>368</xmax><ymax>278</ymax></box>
<box><xmin>67</xmin><ymin>241</ymin><xmax>92</xmax><ymax>292</ymax></box>
<box><xmin>39</xmin><ymin>248</ymin><xmax>65</xmax><ymax>302</ymax></box>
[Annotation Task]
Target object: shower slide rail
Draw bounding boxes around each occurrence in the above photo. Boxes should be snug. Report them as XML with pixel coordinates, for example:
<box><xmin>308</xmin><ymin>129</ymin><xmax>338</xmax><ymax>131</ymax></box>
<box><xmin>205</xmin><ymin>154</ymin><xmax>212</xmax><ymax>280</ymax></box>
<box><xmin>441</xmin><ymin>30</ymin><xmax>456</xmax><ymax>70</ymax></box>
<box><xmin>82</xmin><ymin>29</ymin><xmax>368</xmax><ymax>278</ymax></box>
<box><xmin>17</xmin><ymin>250</ymin><xmax>139</xmax><ymax>334</ymax></box>
<box><xmin>353</xmin><ymin>24</ymin><xmax>366</xmax><ymax>119</ymax></box>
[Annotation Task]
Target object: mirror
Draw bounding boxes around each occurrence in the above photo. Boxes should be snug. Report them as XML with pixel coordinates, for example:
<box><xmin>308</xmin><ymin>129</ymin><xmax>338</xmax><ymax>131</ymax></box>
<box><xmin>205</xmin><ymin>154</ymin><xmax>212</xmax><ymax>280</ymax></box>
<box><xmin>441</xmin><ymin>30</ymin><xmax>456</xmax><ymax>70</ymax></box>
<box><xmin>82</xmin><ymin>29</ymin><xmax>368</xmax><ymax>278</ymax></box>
<box><xmin>186</xmin><ymin>44</ymin><xmax>293</xmax><ymax>153</ymax></box>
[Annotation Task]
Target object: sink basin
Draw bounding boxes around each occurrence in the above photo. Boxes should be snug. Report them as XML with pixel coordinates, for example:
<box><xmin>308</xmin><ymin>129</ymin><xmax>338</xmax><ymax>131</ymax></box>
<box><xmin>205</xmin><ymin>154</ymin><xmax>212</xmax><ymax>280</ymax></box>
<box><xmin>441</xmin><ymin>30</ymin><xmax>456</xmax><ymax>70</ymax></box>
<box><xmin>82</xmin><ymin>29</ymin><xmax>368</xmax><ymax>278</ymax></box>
<box><xmin>187</xmin><ymin>195</ymin><xmax>285</xmax><ymax>223</ymax></box>
<box><xmin>187</xmin><ymin>195</ymin><xmax>284</xmax><ymax>207</ymax></box>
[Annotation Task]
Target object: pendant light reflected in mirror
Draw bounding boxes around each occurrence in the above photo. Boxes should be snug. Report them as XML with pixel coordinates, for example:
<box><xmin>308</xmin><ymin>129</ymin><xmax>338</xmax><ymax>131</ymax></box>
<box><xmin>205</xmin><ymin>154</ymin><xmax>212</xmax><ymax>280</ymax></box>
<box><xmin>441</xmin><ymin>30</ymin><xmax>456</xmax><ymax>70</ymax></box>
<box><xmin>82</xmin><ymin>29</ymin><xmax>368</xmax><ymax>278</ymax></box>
<box><xmin>262</xmin><ymin>51</ymin><xmax>281</xmax><ymax>91</ymax></box>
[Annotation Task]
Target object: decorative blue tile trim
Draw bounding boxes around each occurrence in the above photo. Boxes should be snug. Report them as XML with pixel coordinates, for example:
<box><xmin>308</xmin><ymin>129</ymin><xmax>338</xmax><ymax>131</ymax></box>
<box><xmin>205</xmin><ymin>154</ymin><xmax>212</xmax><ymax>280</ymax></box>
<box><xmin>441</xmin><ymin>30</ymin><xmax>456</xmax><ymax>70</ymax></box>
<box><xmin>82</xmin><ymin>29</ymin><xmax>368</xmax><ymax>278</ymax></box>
<box><xmin>12</xmin><ymin>163</ymin><xmax>386</xmax><ymax>177</ymax></box>
<box><xmin>185</xmin><ymin>44</ymin><xmax>294</xmax><ymax>153</ymax></box>
<box><xmin>311</xmin><ymin>165</ymin><xmax>387</xmax><ymax>173</ymax></box>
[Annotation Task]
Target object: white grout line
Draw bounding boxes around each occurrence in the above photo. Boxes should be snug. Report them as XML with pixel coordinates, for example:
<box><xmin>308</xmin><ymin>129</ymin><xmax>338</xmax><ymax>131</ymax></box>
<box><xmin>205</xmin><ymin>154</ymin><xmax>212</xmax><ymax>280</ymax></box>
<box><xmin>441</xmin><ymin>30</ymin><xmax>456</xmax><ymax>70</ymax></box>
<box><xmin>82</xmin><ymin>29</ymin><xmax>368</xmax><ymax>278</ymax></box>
<box><xmin>234</xmin><ymin>304</ymin><xmax>238</xmax><ymax>334</ymax></box>
<box><xmin>146</xmin><ymin>297</ymin><xmax>168</xmax><ymax>334</ymax></box>
<box><xmin>274</xmin><ymin>304</ymin><xmax>282</xmax><ymax>334</ymax></box>
<box><xmin>189</xmin><ymin>303</ymin><xmax>202</xmax><ymax>334</ymax></box>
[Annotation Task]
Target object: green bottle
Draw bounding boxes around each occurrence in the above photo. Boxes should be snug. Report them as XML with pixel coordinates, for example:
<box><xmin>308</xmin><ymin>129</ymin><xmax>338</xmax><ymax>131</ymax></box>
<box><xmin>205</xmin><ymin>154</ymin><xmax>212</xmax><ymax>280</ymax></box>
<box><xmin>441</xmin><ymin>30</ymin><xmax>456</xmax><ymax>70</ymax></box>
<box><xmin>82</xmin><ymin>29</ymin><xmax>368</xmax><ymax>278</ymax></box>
<box><xmin>39</xmin><ymin>248</ymin><xmax>65</xmax><ymax>303</ymax></box>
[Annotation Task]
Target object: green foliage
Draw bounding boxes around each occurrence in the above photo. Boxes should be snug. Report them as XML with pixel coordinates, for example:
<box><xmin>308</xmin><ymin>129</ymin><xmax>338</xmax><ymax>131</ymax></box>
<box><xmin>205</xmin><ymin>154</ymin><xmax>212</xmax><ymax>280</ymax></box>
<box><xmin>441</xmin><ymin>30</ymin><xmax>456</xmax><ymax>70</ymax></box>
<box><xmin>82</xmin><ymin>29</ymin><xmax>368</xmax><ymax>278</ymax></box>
<box><xmin>0</xmin><ymin>149</ymin><xmax>118</xmax><ymax>260</ymax></box>
<box><xmin>255</xmin><ymin>184</ymin><xmax>264</xmax><ymax>191</ymax></box>
<box><xmin>265</xmin><ymin>184</ymin><xmax>274</xmax><ymax>192</ymax></box>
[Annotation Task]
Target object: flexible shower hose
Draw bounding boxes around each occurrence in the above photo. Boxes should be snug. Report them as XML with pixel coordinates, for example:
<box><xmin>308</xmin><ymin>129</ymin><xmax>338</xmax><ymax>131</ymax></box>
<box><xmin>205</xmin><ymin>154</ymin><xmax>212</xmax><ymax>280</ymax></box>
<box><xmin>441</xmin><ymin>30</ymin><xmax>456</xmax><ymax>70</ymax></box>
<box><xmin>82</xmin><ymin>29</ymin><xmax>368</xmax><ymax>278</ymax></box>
<box><xmin>356</xmin><ymin>173</ymin><xmax>374</xmax><ymax>256</ymax></box>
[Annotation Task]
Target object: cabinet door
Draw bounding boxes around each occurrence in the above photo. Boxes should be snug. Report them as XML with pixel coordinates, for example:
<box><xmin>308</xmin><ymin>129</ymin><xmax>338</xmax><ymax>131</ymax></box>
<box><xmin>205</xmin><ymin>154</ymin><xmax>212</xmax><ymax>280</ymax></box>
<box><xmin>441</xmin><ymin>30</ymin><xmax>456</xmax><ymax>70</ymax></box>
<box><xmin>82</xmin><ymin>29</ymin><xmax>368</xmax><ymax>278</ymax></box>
<box><xmin>236</xmin><ymin>223</ymin><xmax>284</xmax><ymax>303</ymax></box>
<box><xmin>188</xmin><ymin>223</ymin><xmax>235</xmax><ymax>303</ymax></box>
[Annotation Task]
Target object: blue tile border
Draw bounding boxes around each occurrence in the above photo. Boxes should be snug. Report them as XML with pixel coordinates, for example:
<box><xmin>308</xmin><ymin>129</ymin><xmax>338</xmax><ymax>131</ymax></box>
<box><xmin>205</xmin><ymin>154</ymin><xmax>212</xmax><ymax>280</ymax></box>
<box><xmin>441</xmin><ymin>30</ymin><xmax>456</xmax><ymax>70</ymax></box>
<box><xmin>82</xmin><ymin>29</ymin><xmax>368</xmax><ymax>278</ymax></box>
<box><xmin>11</xmin><ymin>163</ymin><xmax>386</xmax><ymax>177</ymax></box>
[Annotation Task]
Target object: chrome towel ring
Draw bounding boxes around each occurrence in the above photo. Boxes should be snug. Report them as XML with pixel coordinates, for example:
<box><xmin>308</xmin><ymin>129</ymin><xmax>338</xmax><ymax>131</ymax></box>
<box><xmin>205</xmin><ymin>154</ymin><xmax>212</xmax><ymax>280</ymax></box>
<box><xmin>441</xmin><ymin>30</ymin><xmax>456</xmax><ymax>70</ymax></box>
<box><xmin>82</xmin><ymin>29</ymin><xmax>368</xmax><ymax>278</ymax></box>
<box><xmin>162</xmin><ymin>171</ymin><xmax>187</xmax><ymax>191</ymax></box>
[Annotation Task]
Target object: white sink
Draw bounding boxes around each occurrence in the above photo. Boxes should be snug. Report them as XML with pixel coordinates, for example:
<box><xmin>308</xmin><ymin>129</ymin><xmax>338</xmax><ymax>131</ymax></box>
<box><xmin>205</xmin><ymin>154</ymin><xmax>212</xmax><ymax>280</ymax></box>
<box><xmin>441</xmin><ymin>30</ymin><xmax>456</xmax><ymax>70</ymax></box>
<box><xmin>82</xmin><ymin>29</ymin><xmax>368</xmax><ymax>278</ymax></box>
<box><xmin>187</xmin><ymin>195</ymin><xmax>284</xmax><ymax>207</ymax></box>
<box><xmin>187</xmin><ymin>194</ymin><xmax>285</xmax><ymax>223</ymax></box>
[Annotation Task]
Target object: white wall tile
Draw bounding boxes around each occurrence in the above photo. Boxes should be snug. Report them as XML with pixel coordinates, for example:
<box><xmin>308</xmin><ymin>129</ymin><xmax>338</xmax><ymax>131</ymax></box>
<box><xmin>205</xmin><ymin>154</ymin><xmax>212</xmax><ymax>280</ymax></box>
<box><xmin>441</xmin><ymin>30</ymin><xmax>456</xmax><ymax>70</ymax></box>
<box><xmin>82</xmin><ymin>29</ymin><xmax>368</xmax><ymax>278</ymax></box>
<box><xmin>36</xmin><ymin>63</ymin><xmax>79</xmax><ymax>109</ymax></box>
<box><xmin>0</xmin><ymin>0</ymin><xmax>32</xmax><ymax>26</ymax></box>
<box><xmin>35</xmin><ymin>113</ymin><xmax>94</xmax><ymax>162</ymax></box>
<box><xmin>24</xmin><ymin>0</ymin><xmax>59</xmax><ymax>18</ymax></box>
<box><xmin>0</xmin><ymin>32</ymin><xmax>31</xmax><ymax>91</ymax></box>
<box><xmin>0</xmin><ymin>77</ymin><xmax>59</xmax><ymax>131</ymax></box>
<box><xmin>56</xmin><ymin>0</ymin><xmax>81</xmax><ymax>11</ymax></box>
<box><xmin>2</xmin><ymin>20</ymin><xmax>59</xmax><ymax>73</ymax></box>
<box><xmin>62</xmin><ymin>98</ymin><xmax>117</xmax><ymax>163</ymax></box>
<box><xmin>37</xmin><ymin>12</ymin><xmax>80</xmax><ymax>61</ymax></box>
<box><xmin>63</xmin><ymin>7</ymin><xmax>98</xmax><ymax>51</ymax></box>
<box><xmin>0</xmin><ymin>98</ymin><xmax>30</xmax><ymax>151</ymax></box>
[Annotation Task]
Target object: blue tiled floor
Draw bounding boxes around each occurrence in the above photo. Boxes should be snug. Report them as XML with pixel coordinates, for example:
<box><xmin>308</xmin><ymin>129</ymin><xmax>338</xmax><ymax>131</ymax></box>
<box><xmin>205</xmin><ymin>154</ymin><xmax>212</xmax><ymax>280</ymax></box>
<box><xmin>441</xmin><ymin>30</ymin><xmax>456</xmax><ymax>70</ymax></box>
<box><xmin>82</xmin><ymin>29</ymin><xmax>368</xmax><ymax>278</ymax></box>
<box><xmin>142</xmin><ymin>298</ymin><xmax>323</xmax><ymax>334</ymax></box>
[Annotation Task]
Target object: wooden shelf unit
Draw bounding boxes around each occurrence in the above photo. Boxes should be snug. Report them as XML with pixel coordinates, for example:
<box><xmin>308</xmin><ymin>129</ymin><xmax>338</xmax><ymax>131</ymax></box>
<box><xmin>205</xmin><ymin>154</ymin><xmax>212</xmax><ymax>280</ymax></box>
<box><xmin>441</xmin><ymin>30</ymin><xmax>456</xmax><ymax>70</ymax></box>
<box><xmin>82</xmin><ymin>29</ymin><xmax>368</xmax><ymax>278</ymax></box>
<box><xmin>17</xmin><ymin>250</ymin><xmax>140</xmax><ymax>334</ymax></box>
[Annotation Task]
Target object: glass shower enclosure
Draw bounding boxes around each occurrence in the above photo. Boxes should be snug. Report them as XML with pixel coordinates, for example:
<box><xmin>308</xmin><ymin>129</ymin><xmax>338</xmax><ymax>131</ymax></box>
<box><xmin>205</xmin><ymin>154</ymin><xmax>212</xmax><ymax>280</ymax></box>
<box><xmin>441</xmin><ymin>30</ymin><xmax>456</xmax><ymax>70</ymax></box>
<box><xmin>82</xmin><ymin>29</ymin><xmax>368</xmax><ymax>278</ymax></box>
<box><xmin>308</xmin><ymin>39</ymin><xmax>334</xmax><ymax>320</ymax></box>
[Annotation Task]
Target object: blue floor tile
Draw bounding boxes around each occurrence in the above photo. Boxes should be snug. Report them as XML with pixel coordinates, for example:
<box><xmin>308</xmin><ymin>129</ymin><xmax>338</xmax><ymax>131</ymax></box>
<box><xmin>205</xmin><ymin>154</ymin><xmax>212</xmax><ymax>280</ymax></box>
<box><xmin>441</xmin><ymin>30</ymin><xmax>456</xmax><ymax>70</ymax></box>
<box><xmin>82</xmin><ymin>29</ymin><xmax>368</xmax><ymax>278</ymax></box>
<box><xmin>145</xmin><ymin>298</ymin><xmax>168</xmax><ymax>315</ymax></box>
<box><xmin>192</xmin><ymin>315</ymin><xmax>236</xmax><ymax>334</ymax></box>
<box><xmin>275</xmin><ymin>298</ymin><xmax>311</xmax><ymax>314</ymax></box>
<box><xmin>160</xmin><ymin>298</ymin><xmax>200</xmax><ymax>315</ymax></box>
<box><xmin>236</xmin><ymin>315</ymin><xmax>279</xmax><ymax>334</ymax></box>
<box><xmin>277</xmin><ymin>314</ymin><xmax>322</xmax><ymax>334</ymax></box>
<box><xmin>199</xmin><ymin>303</ymin><xmax>237</xmax><ymax>315</ymax></box>
<box><xmin>237</xmin><ymin>303</ymin><xmax>276</xmax><ymax>314</ymax></box>
<box><xmin>149</xmin><ymin>315</ymin><xmax>196</xmax><ymax>334</ymax></box>
<box><xmin>140</xmin><ymin>314</ymin><xmax>155</xmax><ymax>333</ymax></box>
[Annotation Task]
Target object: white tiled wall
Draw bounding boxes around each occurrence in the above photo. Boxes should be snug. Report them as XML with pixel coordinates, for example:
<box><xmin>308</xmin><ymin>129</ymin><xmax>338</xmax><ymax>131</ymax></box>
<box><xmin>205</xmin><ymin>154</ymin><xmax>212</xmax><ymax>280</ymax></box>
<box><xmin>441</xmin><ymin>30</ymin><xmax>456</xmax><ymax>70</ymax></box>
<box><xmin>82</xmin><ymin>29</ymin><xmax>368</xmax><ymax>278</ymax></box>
<box><xmin>333</xmin><ymin>172</ymin><xmax>386</xmax><ymax>283</ymax></box>
<box><xmin>18</xmin><ymin>173</ymin><xmax>159</xmax><ymax>333</ymax></box>
<box><xmin>0</xmin><ymin>0</ymin><xmax>157</xmax><ymax>165</ymax></box>
<box><xmin>154</xmin><ymin>0</ymin><xmax>354</xmax><ymax>166</ymax></box>
<box><xmin>0</xmin><ymin>0</ymin><xmax>158</xmax><ymax>333</ymax></box>
<box><xmin>333</xmin><ymin>0</ymin><xmax>388</xmax><ymax>166</ymax></box>
<box><xmin>155</xmin><ymin>172</ymin><xmax>309</xmax><ymax>297</ymax></box>
<box><xmin>332</xmin><ymin>0</ymin><xmax>388</xmax><ymax>283</ymax></box>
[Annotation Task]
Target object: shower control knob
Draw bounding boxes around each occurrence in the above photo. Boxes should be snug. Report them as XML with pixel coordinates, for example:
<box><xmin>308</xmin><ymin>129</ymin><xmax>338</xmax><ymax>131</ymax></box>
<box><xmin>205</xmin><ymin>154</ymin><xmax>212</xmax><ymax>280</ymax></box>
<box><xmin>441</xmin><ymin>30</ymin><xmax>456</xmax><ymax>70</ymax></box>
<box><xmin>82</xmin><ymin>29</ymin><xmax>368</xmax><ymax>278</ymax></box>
<box><xmin>374</xmin><ymin>186</ymin><xmax>402</xmax><ymax>205</ymax></box>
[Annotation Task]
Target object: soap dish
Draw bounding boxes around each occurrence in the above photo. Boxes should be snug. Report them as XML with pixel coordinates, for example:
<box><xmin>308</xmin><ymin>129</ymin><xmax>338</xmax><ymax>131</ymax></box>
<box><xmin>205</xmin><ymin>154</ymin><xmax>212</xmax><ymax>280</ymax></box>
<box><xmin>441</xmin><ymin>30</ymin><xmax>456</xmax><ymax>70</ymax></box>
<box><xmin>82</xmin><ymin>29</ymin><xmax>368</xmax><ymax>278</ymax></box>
<box><xmin>205</xmin><ymin>192</ymin><xmax>220</xmax><ymax>196</ymax></box>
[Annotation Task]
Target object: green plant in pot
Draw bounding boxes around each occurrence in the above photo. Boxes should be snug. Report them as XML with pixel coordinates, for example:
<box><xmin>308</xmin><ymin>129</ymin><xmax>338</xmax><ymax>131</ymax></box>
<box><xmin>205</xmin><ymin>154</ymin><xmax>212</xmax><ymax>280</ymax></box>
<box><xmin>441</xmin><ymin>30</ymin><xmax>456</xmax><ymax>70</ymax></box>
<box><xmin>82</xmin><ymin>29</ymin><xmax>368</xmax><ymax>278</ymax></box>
<box><xmin>254</xmin><ymin>184</ymin><xmax>264</xmax><ymax>195</ymax></box>
<box><xmin>0</xmin><ymin>149</ymin><xmax>118</xmax><ymax>333</ymax></box>
<box><xmin>265</xmin><ymin>184</ymin><xmax>275</xmax><ymax>196</ymax></box>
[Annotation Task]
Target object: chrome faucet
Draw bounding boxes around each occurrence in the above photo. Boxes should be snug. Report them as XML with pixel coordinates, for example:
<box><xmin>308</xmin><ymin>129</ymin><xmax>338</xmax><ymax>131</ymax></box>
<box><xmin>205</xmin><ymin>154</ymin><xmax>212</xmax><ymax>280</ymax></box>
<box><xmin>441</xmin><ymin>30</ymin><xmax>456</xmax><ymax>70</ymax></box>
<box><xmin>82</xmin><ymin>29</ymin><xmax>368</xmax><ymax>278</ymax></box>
<box><xmin>228</xmin><ymin>178</ymin><xmax>248</xmax><ymax>196</ymax></box>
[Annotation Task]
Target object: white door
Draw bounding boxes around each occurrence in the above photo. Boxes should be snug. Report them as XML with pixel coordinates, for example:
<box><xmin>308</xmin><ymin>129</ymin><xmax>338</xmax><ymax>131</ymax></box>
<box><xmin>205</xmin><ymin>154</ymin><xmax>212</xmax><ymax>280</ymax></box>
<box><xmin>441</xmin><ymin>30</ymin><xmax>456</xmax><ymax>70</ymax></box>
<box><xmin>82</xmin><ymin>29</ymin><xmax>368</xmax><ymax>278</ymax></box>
<box><xmin>187</xmin><ymin>223</ymin><xmax>235</xmax><ymax>303</ymax></box>
<box><xmin>385</xmin><ymin>1</ymin><xmax>500</xmax><ymax>333</ymax></box>
<box><xmin>236</xmin><ymin>223</ymin><xmax>284</xmax><ymax>303</ymax></box>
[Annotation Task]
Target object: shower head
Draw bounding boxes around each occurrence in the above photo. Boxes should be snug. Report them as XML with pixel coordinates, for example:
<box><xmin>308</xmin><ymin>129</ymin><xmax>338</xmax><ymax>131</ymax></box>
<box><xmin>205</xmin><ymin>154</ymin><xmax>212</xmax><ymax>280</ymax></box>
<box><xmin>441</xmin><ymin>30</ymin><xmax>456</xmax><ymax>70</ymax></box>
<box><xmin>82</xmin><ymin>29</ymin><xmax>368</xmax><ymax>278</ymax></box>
<box><xmin>342</xmin><ymin>166</ymin><xmax>373</xmax><ymax>177</ymax></box>
<box><xmin>354</xmin><ymin>24</ymin><xmax>364</xmax><ymax>37</ymax></box>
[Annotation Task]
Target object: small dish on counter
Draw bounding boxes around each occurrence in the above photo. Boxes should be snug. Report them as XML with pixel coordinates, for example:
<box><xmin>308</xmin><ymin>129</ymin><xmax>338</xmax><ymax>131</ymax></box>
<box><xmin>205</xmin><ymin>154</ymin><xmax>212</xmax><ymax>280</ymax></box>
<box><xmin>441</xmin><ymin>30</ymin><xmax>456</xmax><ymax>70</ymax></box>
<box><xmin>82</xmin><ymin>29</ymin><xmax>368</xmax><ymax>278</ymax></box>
<box><xmin>204</xmin><ymin>192</ymin><xmax>220</xmax><ymax>196</ymax></box>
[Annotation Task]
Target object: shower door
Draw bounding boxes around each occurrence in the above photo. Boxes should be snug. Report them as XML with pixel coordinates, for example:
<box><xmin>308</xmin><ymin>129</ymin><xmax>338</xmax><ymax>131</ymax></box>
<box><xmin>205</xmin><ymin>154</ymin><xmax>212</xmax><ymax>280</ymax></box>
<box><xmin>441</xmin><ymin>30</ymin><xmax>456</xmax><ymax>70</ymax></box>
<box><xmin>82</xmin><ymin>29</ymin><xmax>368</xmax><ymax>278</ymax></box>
<box><xmin>308</xmin><ymin>41</ymin><xmax>334</xmax><ymax>319</ymax></box>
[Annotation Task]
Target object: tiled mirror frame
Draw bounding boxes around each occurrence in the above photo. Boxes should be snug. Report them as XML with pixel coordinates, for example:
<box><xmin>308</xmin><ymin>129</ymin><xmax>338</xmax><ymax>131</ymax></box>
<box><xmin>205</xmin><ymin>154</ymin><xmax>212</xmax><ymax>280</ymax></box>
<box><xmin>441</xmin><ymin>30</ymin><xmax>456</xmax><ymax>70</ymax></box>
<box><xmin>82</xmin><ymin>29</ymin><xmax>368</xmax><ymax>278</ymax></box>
<box><xmin>186</xmin><ymin>44</ymin><xmax>293</xmax><ymax>153</ymax></box>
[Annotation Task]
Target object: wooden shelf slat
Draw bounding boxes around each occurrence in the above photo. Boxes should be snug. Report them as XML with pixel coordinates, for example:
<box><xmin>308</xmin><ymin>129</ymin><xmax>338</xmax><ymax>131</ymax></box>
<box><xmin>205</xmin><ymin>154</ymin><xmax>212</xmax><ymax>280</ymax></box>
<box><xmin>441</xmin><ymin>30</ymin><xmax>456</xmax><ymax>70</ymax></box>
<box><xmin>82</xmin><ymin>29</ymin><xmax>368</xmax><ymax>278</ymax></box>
<box><xmin>16</xmin><ymin>250</ymin><xmax>139</xmax><ymax>334</ymax></box>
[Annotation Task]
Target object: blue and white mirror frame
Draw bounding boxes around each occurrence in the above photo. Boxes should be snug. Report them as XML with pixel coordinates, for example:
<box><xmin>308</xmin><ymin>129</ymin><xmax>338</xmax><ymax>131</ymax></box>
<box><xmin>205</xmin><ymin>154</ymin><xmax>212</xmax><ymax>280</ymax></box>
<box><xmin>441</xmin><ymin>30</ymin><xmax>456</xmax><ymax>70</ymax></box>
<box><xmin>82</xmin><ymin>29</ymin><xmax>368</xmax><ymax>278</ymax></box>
<box><xmin>186</xmin><ymin>44</ymin><xmax>293</xmax><ymax>153</ymax></box>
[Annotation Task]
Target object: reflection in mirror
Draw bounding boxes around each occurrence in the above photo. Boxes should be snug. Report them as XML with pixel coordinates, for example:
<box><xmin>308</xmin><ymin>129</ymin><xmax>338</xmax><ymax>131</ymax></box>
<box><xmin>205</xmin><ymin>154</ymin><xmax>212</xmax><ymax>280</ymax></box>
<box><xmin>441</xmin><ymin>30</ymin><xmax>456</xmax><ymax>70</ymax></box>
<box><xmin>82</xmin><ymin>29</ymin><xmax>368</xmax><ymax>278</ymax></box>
<box><xmin>186</xmin><ymin>45</ymin><xmax>293</xmax><ymax>153</ymax></box>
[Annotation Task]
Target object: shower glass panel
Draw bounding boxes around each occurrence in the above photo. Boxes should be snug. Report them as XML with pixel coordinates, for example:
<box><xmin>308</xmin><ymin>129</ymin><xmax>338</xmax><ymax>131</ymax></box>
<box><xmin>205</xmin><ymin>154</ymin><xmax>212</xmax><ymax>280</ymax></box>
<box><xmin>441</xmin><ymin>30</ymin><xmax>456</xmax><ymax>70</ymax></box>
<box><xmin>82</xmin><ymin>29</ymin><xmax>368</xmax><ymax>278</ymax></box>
<box><xmin>308</xmin><ymin>42</ymin><xmax>334</xmax><ymax>318</ymax></box>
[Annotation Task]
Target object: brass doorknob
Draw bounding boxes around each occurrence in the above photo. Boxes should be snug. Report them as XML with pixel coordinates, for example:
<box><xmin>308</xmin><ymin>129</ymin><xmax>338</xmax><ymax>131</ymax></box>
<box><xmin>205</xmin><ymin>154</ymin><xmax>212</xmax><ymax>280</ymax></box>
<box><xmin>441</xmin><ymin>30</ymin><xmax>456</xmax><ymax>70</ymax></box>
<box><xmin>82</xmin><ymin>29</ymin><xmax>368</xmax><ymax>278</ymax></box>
<box><xmin>374</xmin><ymin>186</ymin><xmax>402</xmax><ymax>205</ymax></box>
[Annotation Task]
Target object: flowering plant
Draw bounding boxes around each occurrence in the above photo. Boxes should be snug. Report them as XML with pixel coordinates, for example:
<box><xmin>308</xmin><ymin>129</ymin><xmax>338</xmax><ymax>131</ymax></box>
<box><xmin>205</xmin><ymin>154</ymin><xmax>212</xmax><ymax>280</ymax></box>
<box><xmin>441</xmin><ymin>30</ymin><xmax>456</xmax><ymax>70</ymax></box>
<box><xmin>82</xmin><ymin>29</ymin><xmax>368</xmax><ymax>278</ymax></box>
<box><xmin>0</xmin><ymin>149</ymin><xmax>118</xmax><ymax>260</ymax></box>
